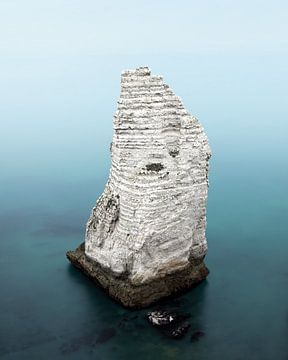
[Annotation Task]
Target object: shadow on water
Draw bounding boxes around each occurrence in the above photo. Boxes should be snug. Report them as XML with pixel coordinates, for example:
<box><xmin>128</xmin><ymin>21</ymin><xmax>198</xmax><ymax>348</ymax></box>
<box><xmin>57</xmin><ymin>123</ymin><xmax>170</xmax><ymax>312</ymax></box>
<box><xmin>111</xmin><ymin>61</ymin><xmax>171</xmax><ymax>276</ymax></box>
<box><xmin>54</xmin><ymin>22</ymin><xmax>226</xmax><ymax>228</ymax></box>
<box><xmin>63</xmin><ymin>262</ymin><xmax>209</xmax><ymax>359</ymax></box>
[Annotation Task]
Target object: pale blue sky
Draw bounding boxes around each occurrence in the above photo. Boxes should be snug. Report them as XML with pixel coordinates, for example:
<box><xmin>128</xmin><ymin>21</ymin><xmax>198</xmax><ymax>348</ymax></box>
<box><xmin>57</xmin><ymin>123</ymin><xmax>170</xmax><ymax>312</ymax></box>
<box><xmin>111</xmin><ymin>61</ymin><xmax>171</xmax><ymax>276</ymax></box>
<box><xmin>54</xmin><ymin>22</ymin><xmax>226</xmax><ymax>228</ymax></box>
<box><xmin>1</xmin><ymin>0</ymin><xmax>288</xmax><ymax>58</ymax></box>
<box><xmin>1</xmin><ymin>1</ymin><xmax>287</xmax><ymax>183</ymax></box>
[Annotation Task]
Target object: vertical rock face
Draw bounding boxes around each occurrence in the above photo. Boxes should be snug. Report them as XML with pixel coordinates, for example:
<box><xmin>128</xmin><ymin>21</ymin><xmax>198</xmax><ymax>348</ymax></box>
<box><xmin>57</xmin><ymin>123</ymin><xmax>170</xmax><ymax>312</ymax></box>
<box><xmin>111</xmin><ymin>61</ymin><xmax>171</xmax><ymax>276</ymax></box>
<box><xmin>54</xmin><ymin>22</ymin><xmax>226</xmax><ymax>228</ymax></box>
<box><xmin>67</xmin><ymin>66</ymin><xmax>211</xmax><ymax>307</ymax></box>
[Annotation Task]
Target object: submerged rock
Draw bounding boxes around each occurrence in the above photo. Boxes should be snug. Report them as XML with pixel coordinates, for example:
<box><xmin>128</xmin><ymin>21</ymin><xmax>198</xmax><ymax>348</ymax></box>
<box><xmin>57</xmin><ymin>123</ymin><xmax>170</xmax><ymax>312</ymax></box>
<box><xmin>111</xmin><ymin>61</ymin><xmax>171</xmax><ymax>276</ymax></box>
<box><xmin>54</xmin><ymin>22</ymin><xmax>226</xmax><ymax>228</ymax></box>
<box><xmin>169</xmin><ymin>322</ymin><xmax>191</xmax><ymax>339</ymax></box>
<box><xmin>191</xmin><ymin>330</ymin><xmax>205</xmax><ymax>342</ymax></box>
<box><xmin>67</xmin><ymin>66</ymin><xmax>211</xmax><ymax>308</ymax></box>
<box><xmin>147</xmin><ymin>311</ymin><xmax>178</xmax><ymax>326</ymax></box>
<box><xmin>146</xmin><ymin>309</ymin><xmax>191</xmax><ymax>339</ymax></box>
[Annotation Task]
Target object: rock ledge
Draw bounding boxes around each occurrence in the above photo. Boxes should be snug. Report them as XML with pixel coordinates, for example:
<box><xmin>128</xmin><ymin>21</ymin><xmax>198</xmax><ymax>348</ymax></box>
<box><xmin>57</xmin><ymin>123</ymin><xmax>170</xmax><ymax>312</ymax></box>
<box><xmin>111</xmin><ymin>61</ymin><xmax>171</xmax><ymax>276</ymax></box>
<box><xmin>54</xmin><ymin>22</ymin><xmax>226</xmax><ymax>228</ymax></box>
<box><xmin>67</xmin><ymin>243</ymin><xmax>209</xmax><ymax>308</ymax></box>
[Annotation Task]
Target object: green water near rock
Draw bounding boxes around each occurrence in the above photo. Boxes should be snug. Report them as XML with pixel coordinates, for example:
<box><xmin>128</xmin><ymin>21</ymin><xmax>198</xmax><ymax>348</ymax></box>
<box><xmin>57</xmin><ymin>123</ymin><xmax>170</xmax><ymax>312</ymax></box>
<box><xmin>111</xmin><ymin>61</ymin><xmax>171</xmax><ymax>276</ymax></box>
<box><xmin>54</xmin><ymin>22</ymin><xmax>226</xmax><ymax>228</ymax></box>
<box><xmin>1</xmin><ymin>52</ymin><xmax>288</xmax><ymax>359</ymax></box>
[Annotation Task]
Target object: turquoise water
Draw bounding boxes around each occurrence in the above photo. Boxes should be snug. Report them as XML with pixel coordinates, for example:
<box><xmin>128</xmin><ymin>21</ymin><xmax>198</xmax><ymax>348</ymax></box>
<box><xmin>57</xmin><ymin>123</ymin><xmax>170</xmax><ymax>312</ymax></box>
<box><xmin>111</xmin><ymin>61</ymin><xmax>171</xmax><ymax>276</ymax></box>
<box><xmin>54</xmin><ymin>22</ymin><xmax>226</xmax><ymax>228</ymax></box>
<box><xmin>1</xmin><ymin>52</ymin><xmax>288</xmax><ymax>359</ymax></box>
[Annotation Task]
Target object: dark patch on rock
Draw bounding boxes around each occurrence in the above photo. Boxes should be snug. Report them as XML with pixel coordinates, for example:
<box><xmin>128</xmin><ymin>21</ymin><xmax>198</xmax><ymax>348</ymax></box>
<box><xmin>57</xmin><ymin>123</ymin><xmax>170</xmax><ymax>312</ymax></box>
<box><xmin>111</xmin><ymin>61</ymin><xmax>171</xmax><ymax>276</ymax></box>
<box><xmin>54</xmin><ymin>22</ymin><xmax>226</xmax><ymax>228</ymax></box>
<box><xmin>66</xmin><ymin>243</ymin><xmax>209</xmax><ymax>308</ymax></box>
<box><xmin>145</xmin><ymin>163</ymin><xmax>164</xmax><ymax>172</ymax></box>
<box><xmin>191</xmin><ymin>330</ymin><xmax>205</xmax><ymax>342</ymax></box>
<box><xmin>169</xmin><ymin>149</ymin><xmax>179</xmax><ymax>158</ymax></box>
<box><xmin>106</xmin><ymin>197</ymin><xmax>119</xmax><ymax>211</ymax></box>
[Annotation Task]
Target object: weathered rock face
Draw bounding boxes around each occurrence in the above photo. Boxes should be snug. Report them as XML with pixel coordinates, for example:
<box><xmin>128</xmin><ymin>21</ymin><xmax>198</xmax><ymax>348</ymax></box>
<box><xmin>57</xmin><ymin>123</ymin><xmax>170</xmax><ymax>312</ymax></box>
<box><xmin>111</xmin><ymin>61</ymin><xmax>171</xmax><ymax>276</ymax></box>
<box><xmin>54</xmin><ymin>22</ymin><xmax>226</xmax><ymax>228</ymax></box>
<box><xmin>67</xmin><ymin>66</ymin><xmax>211</xmax><ymax>307</ymax></box>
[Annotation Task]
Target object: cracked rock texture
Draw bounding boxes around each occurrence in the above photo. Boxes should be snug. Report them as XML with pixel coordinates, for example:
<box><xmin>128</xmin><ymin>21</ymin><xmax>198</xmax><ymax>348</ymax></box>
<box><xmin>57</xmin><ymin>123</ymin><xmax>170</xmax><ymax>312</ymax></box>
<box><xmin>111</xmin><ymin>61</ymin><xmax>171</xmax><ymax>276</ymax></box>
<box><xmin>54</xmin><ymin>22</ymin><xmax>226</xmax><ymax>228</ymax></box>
<box><xmin>67</xmin><ymin>66</ymin><xmax>211</xmax><ymax>307</ymax></box>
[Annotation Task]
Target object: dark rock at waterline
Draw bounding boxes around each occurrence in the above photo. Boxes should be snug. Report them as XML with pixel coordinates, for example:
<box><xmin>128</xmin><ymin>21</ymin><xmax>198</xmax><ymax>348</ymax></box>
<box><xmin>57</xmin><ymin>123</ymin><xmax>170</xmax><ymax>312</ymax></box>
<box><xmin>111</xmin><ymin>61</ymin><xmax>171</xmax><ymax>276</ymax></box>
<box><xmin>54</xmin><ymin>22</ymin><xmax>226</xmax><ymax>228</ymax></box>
<box><xmin>147</xmin><ymin>311</ymin><xmax>177</xmax><ymax>326</ymax></box>
<box><xmin>169</xmin><ymin>322</ymin><xmax>191</xmax><ymax>339</ymax></box>
<box><xmin>147</xmin><ymin>310</ymin><xmax>191</xmax><ymax>327</ymax></box>
<box><xmin>66</xmin><ymin>242</ymin><xmax>209</xmax><ymax>308</ymax></box>
<box><xmin>146</xmin><ymin>309</ymin><xmax>191</xmax><ymax>339</ymax></box>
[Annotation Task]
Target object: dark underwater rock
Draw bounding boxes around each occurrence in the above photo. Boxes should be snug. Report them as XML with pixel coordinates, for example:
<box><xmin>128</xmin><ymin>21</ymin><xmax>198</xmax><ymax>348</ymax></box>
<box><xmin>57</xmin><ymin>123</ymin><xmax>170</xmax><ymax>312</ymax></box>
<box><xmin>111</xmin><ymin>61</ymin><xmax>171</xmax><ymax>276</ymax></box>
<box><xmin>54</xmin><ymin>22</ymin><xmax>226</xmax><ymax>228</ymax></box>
<box><xmin>146</xmin><ymin>309</ymin><xmax>191</xmax><ymax>340</ymax></box>
<box><xmin>95</xmin><ymin>328</ymin><xmax>116</xmax><ymax>344</ymax></box>
<box><xmin>191</xmin><ymin>330</ymin><xmax>205</xmax><ymax>342</ymax></box>
<box><xmin>147</xmin><ymin>311</ymin><xmax>177</xmax><ymax>326</ymax></box>
<box><xmin>169</xmin><ymin>322</ymin><xmax>191</xmax><ymax>339</ymax></box>
<box><xmin>59</xmin><ymin>328</ymin><xmax>116</xmax><ymax>355</ymax></box>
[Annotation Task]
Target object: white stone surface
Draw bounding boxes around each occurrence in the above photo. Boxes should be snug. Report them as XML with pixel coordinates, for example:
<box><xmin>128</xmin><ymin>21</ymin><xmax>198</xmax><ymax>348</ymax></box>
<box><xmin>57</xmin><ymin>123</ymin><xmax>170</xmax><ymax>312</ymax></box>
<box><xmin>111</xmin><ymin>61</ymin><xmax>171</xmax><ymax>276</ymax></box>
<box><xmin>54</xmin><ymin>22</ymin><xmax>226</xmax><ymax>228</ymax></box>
<box><xmin>85</xmin><ymin>66</ymin><xmax>211</xmax><ymax>285</ymax></box>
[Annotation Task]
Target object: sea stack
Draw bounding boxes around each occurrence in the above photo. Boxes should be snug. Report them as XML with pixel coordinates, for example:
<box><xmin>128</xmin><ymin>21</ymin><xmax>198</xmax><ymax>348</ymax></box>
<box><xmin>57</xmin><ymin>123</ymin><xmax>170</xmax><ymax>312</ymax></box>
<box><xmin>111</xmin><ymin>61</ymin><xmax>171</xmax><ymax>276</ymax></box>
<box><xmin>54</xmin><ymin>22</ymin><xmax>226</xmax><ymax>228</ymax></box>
<box><xmin>67</xmin><ymin>66</ymin><xmax>211</xmax><ymax>308</ymax></box>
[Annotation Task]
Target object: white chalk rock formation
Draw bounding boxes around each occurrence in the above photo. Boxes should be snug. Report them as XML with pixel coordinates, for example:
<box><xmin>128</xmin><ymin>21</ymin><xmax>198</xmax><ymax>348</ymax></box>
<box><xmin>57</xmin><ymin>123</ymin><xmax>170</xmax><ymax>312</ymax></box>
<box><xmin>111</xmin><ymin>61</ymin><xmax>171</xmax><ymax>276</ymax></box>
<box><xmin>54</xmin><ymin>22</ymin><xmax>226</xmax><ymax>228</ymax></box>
<box><xmin>84</xmin><ymin>66</ymin><xmax>211</xmax><ymax>287</ymax></box>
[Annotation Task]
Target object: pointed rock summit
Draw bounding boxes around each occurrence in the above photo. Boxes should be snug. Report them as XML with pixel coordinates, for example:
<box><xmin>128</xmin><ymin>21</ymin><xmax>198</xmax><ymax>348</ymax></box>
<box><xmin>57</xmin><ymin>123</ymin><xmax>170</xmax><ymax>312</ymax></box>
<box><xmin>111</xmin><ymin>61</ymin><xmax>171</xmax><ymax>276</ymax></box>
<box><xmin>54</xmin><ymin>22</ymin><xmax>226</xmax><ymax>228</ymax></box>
<box><xmin>67</xmin><ymin>66</ymin><xmax>211</xmax><ymax>308</ymax></box>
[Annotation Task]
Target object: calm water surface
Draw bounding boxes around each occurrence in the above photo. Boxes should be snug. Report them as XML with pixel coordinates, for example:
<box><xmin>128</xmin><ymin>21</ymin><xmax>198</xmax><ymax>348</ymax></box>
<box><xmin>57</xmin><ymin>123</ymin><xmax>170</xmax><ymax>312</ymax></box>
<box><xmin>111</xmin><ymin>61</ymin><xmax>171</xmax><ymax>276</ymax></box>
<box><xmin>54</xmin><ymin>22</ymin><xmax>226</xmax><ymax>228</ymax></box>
<box><xmin>0</xmin><ymin>53</ymin><xmax>288</xmax><ymax>359</ymax></box>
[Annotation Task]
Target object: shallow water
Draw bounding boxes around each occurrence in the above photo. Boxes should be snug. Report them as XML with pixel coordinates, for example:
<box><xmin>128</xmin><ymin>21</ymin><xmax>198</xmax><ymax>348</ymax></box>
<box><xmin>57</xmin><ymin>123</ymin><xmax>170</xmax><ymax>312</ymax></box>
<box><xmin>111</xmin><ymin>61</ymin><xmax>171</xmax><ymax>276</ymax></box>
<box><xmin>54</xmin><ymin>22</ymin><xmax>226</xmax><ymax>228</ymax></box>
<box><xmin>1</xmin><ymin>52</ymin><xmax>288</xmax><ymax>359</ymax></box>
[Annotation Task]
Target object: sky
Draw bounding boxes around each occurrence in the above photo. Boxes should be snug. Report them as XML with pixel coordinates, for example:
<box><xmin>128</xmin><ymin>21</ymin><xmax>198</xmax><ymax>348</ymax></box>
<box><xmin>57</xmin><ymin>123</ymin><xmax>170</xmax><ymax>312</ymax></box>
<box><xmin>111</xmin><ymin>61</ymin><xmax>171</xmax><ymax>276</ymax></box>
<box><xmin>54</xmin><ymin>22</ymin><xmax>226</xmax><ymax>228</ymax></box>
<box><xmin>1</xmin><ymin>0</ymin><xmax>288</xmax><ymax>57</ymax></box>
<box><xmin>0</xmin><ymin>0</ymin><xmax>287</xmax><ymax>184</ymax></box>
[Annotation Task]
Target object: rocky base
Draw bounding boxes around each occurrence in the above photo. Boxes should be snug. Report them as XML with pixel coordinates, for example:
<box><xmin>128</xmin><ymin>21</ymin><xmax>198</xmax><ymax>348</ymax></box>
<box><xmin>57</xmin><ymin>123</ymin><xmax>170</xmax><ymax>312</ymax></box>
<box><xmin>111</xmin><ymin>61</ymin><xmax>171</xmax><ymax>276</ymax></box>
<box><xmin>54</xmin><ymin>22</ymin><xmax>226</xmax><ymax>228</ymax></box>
<box><xmin>66</xmin><ymin>243</ymin><xmax>209</xmax><ymax>308</ymax></box>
